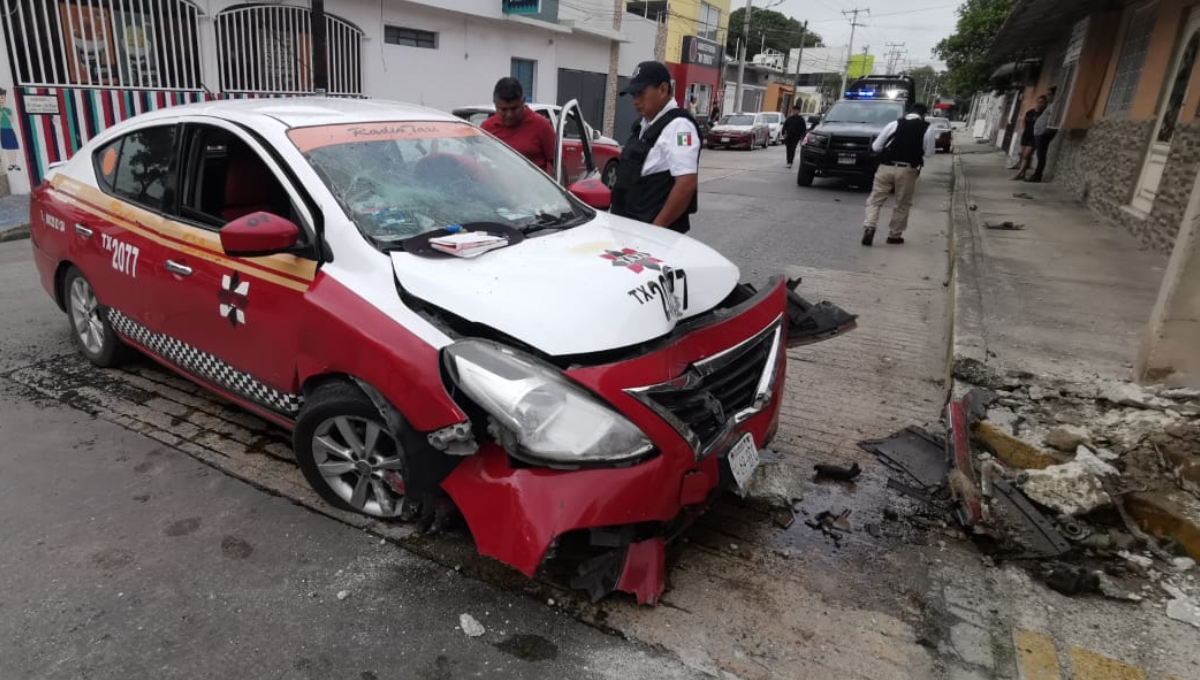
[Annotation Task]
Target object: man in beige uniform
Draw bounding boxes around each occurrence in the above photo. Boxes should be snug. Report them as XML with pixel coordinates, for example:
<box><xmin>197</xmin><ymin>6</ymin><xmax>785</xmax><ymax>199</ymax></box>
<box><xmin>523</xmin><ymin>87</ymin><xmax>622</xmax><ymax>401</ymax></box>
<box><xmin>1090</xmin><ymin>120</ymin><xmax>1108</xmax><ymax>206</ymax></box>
<box><xmin>861</xmin><ymin>102</ymin><xmax>938</xmax><ymax>246</ymax></box>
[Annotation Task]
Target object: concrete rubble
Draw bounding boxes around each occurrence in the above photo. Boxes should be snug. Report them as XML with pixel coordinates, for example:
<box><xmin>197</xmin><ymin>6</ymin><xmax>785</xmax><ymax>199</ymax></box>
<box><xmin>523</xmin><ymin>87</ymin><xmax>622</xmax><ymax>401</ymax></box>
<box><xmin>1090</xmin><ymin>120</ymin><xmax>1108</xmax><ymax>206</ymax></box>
<box><xmin>936</xmin><ymin>360</ymin><xmax>1200</xmax><ymax>623</ymax></box>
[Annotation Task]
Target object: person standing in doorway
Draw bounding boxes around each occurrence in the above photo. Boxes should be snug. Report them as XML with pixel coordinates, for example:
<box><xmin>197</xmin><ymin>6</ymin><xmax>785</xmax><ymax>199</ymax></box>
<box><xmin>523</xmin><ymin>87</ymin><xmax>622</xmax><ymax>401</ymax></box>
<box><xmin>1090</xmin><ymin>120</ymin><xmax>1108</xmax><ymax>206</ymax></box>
<box><xmin>610</xmin><ymin>61</ymin><xmax>702</xmax><ymax>233</ymax></box>
<box><xmin>709</xmin><ymin>103</ymin><xmax>721</xmax><ymax>126</ymax></box>
<box><xmin>481</xmin><ymin>77</ymin><xmax>556</xmax><ymax>175</ymax></box>
<box><xmin>1028</xmin><ymin>86</ymin><xmax>1058</xmax><ymax>183</ymax></box>
<box><xmin>861</xmin><ymin>102</ymin><xmax>937</xmax><ymax>246</ymax></box>
<box><xmin>1011</xmin><ymin>94</ymin><xmax>1047</xmax><ymax>181</ymax></box>
<box><xmin>782</xmin><ymin>108</ymin><xmax>808</xmax><ymax>169</ymax></box>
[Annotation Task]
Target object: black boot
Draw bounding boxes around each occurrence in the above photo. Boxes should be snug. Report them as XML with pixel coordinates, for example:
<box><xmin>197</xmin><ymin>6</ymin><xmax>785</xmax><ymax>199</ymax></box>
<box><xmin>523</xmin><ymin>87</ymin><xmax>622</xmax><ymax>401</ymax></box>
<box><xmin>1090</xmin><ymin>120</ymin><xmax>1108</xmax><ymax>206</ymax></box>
<box><xmin>861</xmin><ymin>227</ymin><xmax>876</xmax><ymax>246</ymax></box>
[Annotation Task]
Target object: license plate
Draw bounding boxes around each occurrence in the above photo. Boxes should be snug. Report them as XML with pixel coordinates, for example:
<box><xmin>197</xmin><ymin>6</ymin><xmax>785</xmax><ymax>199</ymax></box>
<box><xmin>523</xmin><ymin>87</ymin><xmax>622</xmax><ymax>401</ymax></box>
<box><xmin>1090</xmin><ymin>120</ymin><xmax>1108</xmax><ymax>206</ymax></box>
<box><xmin>727</xmin><ymin>433</ymin><xmax>759</xmax><ymax>490</ymax></box>
<box><xmin>838</xmin><ymin>153</ymin><xmax>857</xmax><ymax>165</ymax></box>
<box><xmin>721</xmin><ymin>137</ymin><xmax>730</xmax><ymax>143</ymax></box>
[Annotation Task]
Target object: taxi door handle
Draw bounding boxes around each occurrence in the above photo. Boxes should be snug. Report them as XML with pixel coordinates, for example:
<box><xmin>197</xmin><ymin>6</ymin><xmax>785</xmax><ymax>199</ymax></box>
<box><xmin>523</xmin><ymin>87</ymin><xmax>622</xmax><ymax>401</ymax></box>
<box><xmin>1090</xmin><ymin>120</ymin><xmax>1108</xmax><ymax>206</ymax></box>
<box><xmin>74</xmin><ymin>223</ymin><xmax>94</xmax><ymax>238</ymax></box>
<box><xmin>165</xmin><ymin>260</ymin><xmax>193</xmax><ymax>277</ymax></box>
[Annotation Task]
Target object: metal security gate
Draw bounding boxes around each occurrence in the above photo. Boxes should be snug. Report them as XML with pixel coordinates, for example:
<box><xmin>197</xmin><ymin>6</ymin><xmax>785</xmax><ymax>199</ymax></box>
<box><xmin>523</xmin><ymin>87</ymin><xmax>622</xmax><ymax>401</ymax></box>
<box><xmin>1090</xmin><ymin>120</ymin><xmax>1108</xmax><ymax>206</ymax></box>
<box><xmin>0</xmin><ymin>0</ymin><xmax>206</xmax><ymax>188</ymax></box>
<box><xmin>216</xmin><ymin>4</ymin><xmax>363</xmax><ymax>96</ymax></box>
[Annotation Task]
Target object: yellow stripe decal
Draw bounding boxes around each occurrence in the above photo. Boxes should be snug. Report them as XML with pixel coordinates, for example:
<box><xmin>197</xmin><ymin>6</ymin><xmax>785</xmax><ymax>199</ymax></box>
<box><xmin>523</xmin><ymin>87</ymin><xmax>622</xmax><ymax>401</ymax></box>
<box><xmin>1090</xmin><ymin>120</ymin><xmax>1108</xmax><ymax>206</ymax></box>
<box><xmin>50</xmin><ymin>176</ymin><xmax>318</xmax><ymax>287</ymax></box>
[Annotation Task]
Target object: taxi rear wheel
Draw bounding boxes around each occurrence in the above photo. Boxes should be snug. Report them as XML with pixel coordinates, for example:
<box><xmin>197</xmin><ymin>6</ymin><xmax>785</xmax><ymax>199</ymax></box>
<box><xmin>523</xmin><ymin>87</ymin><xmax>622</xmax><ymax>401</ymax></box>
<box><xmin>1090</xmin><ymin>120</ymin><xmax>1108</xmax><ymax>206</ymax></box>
<box><xmin>63</xmin><ymin>266</ymin><xmax>131</xmax><ymax>368</ymax></box>
<box><xmin>294</xmin><ymin>382</ymin><xmax>408</xmax><ymax>519</ymax></box>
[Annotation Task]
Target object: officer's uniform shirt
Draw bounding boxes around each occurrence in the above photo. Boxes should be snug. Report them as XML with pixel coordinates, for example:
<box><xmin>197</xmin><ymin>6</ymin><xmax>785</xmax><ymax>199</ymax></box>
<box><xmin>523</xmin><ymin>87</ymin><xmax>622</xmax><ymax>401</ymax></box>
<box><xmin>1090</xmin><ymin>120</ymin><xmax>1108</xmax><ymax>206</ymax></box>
<box><xmin>637</xmin><ymin>100</ymin><xmax>700</xmax><ymax>178</ymax></box>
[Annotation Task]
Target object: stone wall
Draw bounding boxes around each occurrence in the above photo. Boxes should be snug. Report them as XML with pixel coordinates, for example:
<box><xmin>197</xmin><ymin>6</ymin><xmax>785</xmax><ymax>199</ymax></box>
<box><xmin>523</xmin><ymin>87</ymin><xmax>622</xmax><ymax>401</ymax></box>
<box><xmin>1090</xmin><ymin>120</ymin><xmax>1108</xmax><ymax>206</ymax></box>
<box><xmin>1147</xmin><ymin>122</ymin><xmax>1200</xmax><ymax>250</ymax></box>
<box><xmin>1048</xmin><ymin>118</ymin><xmax>1200</xmax><ymax>255</ymax></box>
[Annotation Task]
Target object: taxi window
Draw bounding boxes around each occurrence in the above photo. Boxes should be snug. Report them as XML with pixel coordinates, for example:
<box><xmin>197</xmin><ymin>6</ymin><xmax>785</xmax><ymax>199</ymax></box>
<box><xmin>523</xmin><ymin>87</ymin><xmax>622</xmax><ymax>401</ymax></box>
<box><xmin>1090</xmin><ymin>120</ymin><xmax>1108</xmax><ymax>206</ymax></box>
<box><xmin>95</xmin><ymin>140</ymin><xmax>121</xmax><ymax>192</ymax></box>
<box><xmin>94</xmin><ymin>125</ymin><xmax>176</xmax><ymax>211</ymax></box>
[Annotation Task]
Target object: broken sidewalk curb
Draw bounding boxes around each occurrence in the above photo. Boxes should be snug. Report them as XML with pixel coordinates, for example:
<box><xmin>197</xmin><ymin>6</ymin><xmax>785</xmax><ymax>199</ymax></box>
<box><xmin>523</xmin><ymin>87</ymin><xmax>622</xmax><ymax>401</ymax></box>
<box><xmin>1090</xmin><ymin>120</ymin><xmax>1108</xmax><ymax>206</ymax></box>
<box><xmin>0</xmin><ymin>222</ymin><xmax>30</xmax><ymax>243</ymax></box>
<box><xmin>971</xmin><ymin>421</ymin><xmax>1069</xmax><ymax>470</ymax></box>
<box><xmin>1125</xmin><ymin>490</ymin><xmax>1200</xmax><ymax>562</ymax></box>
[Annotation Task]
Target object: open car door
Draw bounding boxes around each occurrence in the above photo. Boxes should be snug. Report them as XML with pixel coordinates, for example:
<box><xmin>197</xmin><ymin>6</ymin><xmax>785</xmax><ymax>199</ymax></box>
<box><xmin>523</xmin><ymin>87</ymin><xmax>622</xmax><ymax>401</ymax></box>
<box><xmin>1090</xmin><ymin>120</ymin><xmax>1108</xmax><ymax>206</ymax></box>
<box><xmin>554</xmin><ymin>99</ymin><xmax>600</xmax><ymax>186</ymax></box>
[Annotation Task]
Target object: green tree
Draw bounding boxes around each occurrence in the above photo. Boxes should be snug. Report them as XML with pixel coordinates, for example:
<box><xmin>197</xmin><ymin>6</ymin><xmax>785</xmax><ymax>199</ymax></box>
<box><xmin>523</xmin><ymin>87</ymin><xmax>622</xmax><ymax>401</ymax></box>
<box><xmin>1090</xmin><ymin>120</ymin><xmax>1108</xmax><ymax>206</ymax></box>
<box><xmin>907</xmin><ymin>65</ymin><xmax>949</xmax><ymax>103</ymax></box>
<box><xmin>933</xmin><ymin>0</ymin><xmax>1016</xmax><ymax>98</ymax></box>
<box><xmin>726</xmin><ymin>7</ymin><xmax>823</xmax><ymax>63</ymax></box>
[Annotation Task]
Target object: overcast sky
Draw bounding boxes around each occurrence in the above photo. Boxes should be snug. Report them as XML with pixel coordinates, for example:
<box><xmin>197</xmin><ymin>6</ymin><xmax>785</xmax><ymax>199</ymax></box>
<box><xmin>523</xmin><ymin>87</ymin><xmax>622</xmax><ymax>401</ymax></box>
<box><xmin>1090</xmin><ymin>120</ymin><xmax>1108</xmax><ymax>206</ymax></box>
<box><xmin>772</xmin><ymin>0</ymin><xmax>961</xmax><ymax>71</ymax></box>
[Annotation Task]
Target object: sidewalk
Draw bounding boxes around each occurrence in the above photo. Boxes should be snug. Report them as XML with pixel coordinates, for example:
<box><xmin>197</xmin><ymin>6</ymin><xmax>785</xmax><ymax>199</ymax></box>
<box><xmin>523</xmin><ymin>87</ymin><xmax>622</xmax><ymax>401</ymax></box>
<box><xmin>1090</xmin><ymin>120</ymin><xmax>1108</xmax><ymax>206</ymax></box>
<box><xmin>951</xmin><ymin>144</ymin><xmax>1168</xmax><ymax>383</ymax></box>
<box><xmin>0</xmin><ymin>193</ymin><xmax>30</xmax><ymax>243</ymax></box>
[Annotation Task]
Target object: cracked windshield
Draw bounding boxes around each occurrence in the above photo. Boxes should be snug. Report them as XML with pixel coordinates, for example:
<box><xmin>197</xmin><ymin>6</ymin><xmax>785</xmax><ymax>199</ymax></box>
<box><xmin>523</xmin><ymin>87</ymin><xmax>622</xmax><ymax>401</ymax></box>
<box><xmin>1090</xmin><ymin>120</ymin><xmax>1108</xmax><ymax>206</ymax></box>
<box><xmin>290</xmin><ymin>122</ymin><xmax>582</xmax><ymax>244</ymax></box>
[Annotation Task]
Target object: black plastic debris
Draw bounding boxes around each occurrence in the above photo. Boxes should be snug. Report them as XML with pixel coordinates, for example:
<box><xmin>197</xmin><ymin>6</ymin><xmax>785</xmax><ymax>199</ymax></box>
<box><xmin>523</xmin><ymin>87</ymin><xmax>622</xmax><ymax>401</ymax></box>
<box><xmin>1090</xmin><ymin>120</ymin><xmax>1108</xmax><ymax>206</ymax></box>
<box><xmin>985</xmin><ymin>221</ymin><xmax>1026</xmax><ymax>230</ymax></box>
<box><xmin>1042</xmin><ymin>565</ymin><xmax>1100</xmax><ymax>596</ymax></box>
<box><xmin>986</xmin><ymin>479</ymin><xmax>1072</xmax><ymax>558</ymax></box>
<box><xmin>813</xmin><ymin>462</ymin><xmax>862</xmax><ymax>483</ymax></box>
<box><xmin>1013</xmin><ymin>192</ymin><xmax>1035</xmax><ymax>200</ymax></box>
<box><xmin>858</xmin><ymin>426</ymin><xmax>950</xmax><ymax>490</ymax></box>
<box><xmin>805</xmin><ymin>509</ymin><xmax>852</xmax><ymax>542</ymax></box>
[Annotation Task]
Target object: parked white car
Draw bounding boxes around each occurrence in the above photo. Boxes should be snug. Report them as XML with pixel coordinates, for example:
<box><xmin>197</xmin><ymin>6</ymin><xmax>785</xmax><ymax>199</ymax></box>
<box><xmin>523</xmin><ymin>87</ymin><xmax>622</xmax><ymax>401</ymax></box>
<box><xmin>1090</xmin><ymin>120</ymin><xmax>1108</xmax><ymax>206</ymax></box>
<box><xmin>760</xmin><ymin>111</ymin><xmax>783</xmax><ymax>145</ymax></box>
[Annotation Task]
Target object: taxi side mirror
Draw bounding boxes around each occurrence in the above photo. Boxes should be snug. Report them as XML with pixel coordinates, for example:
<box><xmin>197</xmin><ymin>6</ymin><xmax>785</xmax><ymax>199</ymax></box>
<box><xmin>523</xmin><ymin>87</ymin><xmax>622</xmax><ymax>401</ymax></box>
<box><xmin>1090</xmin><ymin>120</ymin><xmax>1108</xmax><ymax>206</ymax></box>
<box><xmin>567</xmin><ymin>178</ymin><xmax>611</xmax><ymax>210</ymax></box>
<box><xmin>220</xmin><ymin>212</ymin><xmax>300</xmax><ymax>257</ymax></box>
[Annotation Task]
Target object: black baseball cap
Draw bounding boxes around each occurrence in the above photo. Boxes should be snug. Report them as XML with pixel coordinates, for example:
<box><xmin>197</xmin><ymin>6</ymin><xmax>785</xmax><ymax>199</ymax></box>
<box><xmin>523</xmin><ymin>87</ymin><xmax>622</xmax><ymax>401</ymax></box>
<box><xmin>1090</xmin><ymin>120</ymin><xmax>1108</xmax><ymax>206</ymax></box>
<box><xmin>620</xmin><ymin>61</ymin><xmax>671</xmax><ymax>96</ymax></box>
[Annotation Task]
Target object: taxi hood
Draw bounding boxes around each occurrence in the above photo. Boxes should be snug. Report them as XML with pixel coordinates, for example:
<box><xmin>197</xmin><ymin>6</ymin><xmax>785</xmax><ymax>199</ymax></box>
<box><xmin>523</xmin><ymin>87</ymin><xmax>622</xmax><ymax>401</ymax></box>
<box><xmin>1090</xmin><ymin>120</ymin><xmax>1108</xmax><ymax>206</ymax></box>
<box><xmin>390</xmin><ymin>214</ymin><xmax>740</xmax><ymax>357</ymax></box>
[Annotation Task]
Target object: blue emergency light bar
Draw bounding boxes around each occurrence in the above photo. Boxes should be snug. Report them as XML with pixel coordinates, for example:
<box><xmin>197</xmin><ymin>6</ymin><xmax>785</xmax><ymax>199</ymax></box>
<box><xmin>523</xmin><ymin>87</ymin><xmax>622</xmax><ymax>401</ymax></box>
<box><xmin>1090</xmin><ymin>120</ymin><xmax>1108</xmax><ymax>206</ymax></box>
<box><xmin>843</xmin><ymin>87</ymin><xmax>909</xmax><ymax>100</ymax></box>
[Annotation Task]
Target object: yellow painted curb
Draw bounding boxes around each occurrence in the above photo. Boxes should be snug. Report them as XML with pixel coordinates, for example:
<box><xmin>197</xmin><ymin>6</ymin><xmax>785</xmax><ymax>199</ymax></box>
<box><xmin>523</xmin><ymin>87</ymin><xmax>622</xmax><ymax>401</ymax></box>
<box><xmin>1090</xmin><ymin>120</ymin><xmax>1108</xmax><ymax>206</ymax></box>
<box><xmin>972</xmin><ymin>421</ymin><xmax>1070</xmax><ymax>470</ymax></box>
<box><xmin>1126</xmin><ymin>490</ymin><xmax>1200</xmax><ymax>561</ymax></box>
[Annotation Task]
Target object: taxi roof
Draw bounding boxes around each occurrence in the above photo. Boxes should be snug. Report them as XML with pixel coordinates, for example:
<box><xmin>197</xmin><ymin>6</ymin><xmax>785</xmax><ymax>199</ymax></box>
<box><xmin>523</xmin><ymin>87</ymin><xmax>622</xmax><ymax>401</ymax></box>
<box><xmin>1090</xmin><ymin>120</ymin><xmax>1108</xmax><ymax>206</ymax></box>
<box><xmin>125</xmin><ymin>97</ymin><xmax>462</xmax><ymax>130</ymax></box>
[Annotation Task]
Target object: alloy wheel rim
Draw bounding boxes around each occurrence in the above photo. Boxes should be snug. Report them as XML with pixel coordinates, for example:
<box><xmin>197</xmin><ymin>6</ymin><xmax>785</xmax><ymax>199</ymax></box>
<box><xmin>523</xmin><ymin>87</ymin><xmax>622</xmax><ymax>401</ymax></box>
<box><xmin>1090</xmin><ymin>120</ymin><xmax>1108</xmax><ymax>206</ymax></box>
<box><xmin>69</xmin><ymin>277</ymin><xmax>104</xmax><ymax>355</ymax></box>
<box><xmin>311</xmin><ymin>415</ymin><xmax>405</xmax><ymax>518</ymax></box>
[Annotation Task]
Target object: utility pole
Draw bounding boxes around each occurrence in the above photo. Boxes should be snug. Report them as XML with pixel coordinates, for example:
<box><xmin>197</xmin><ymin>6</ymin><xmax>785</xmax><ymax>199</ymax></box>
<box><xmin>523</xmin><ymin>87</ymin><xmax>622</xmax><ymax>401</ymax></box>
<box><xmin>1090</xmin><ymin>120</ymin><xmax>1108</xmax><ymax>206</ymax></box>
<box><xmin>884</xmin><ymin>42</ymin><xmax>905</xmax><ymax>74</ymax></box>
<box><xmin>734</xmin><ymin>0</ymin><xmax>752</xmax><ymax>113</ymax></box>
<box><xmin>839</xmin><ymin>7</ymin><xmax>868</xmax><ymax>98</ymax></box>
<box><xmin>792</xmin><ymin>20</ymin><xmax>808</xmax><ymax>113</ymax></box>
<box><xmin>311</xmin><ymin>0</ymin><xmax>327</xmax><ymax>93</ymax></box>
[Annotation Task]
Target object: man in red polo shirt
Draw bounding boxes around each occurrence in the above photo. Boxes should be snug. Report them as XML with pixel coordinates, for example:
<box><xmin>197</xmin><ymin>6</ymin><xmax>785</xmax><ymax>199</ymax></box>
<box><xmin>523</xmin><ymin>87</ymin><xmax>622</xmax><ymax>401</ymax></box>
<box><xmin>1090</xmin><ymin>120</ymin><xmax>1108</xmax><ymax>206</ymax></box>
<box><xmin>481</xmin><ymin>77</ymin><xmax>556</xmax><ymax>175</ymax></box>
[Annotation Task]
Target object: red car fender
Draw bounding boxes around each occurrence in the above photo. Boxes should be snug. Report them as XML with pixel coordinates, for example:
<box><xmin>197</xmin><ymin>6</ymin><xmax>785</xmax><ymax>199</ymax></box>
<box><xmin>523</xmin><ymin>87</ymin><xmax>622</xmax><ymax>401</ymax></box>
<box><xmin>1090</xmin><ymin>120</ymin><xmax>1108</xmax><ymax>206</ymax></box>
<box><xmin>295</xmin><ymin>273</ymin><xmax>466</xmax><ymax>432</ymax></box>
<box><xmin>442</xmin><ymin>280</ymin><xmax>788</xmax><ymax>577</ymax></box>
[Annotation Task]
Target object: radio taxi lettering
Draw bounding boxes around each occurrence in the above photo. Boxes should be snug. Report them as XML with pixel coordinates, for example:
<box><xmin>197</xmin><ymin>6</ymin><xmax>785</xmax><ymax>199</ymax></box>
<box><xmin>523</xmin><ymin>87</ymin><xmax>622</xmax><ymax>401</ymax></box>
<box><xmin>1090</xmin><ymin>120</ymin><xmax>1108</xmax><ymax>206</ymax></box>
<box><xmin>218</xmin><ymin>272</ymin><xmax>250</xmax><ymax>328</ymax></box>
<box><xmin>601</xmin><ymin>248</ymin><xmax>662</xmax><ymax>274</ymax></box>
<box><xmin>348</xmin><ymin>124</ymin><xmax>440</xmax><ymax>138</ymax></box>
<box><xmin>101</xmin><ymin>233</ymin><xmax>139</xmax><ymax>278</ymax></box>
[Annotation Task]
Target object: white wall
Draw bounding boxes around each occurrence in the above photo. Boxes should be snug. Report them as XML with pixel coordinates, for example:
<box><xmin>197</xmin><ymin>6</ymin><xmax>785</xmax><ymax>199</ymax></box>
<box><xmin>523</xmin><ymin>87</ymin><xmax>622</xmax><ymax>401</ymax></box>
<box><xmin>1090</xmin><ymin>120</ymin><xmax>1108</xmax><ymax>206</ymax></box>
<box><xmin>619</xmin><ymin>16</ymin><xmax>659</xmax><ymax>76</ymax></box>
<box><xmin>787</xmin><ymin>47</ymin><xmax>848</xmax><ymax>76</ymax></box>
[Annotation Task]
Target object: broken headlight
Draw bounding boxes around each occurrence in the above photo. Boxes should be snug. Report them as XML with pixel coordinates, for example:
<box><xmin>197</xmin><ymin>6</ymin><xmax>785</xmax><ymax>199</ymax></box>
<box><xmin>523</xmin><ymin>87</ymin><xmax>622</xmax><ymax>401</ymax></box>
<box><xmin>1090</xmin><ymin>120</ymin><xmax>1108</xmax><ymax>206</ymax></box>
<box><xmin>443</xmin><ymin>340</ymin><xmax>653</xmax><ymax>465</ymax></box>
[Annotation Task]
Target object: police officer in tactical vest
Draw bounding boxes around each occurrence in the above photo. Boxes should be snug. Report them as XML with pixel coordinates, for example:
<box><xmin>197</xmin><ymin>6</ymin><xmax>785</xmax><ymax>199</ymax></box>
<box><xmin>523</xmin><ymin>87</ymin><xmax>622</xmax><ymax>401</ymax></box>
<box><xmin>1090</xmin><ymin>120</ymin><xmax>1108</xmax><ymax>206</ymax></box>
<box><xmin>610</xmin><ymin>61</ymin><xmax>701</xmax><ymax>233</ymax></box>
<box><xmin>861</xmin><ymin>102</ymin><xmax>938</xmax><ymax>246</ymax></box>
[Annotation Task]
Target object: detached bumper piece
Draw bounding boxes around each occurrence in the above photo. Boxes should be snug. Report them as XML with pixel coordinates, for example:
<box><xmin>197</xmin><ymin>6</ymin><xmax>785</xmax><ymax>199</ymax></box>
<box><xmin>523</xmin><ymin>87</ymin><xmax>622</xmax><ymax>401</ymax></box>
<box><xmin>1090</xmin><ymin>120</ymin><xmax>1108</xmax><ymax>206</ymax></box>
<box><xmin>570</xmin><ymin>528</ymin><xmax>667</xmax><ymax>606</ymax></box>
<box><xmin>785</xmin><ymin>278</ymin><xmax>858</xmax><ymax>347</ymax></box>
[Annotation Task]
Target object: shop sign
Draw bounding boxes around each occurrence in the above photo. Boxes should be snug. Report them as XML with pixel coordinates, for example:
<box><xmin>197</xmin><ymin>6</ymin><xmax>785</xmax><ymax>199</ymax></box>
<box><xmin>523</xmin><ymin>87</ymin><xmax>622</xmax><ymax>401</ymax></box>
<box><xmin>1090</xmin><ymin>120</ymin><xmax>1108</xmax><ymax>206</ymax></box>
<box><xmin>682</xmin><ymin>35</ymin><xmax>720</xmax><ymax>68</ymax></box>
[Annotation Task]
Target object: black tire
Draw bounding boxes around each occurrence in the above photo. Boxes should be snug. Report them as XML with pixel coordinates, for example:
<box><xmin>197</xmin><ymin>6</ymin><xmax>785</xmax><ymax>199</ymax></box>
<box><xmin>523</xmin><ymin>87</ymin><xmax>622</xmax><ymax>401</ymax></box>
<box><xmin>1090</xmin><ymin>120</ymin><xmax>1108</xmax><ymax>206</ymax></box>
<box><xmin>294</xmin><ymin>381</ymin><xmax>412</xmax><ymax>519</ymax></box>
<box><xmin>63</xmin><ymin>266</ymin><xmax>133</xmax><ymax>368</ymax></box>
<box><xmin>601</xmin><ymin>160</ymin><xmax>618</xmax><ymax>189</ymax></box>
<box><xmin>797</xmin><ymin>163</ymin><xmax>815</xmax><ymax>187</ymax></box>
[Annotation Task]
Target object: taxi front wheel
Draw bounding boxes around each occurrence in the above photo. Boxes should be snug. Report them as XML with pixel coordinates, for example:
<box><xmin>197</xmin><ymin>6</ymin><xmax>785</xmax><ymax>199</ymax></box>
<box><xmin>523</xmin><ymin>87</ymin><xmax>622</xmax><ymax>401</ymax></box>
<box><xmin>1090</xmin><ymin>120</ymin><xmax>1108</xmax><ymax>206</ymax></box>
<box><xmin>63</xmin><ymin>266</ymin><xmax>132</xmax><ymax>368</ymax></box>
<box><xmin>294</xmin><ymin>381</ymin><xmax>410</xmax><ymax>520</ymax></box>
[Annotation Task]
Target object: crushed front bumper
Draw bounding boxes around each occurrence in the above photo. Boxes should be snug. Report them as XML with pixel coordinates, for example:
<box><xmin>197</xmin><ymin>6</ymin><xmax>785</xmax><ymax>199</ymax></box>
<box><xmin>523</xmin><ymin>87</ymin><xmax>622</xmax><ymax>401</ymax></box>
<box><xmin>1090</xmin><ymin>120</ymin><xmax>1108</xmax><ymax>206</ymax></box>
<box><xmin>441</xmin><ymin>278</ymin><xmax>855</xmax><ymax>604</ymax></box>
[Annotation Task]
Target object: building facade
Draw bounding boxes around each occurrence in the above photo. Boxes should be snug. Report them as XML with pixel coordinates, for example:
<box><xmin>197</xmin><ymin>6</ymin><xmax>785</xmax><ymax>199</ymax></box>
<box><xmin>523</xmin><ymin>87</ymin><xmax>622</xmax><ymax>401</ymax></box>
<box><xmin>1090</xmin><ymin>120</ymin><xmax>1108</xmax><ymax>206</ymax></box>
<box><xmin>988</xmin><ymin>0</ymin><xmax>1200</xmax><ymax>386</ymax></box>
<box><xmin>0</xmin><ymin>0</ymin><xmax>657</xmax><ymax>195</ymax></box>
<box><xmin>628</xmin><ymin>0</ymin><xmax>728</xmax><ymax>117</ymax></box>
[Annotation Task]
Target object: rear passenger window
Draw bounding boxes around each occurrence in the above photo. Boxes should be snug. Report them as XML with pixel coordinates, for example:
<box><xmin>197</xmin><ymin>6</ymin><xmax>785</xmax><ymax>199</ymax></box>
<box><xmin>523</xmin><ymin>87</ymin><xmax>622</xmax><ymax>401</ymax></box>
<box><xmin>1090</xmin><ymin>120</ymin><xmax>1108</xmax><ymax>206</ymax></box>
<box><xmin>95</xmin><ymin>140</ymin><xmax>120</xmax><ymax>192</ymax></box>
<box><xmin>94</xmin><ymin>125</ymin><xmax>177</xmax><ymax>211</ymax></box>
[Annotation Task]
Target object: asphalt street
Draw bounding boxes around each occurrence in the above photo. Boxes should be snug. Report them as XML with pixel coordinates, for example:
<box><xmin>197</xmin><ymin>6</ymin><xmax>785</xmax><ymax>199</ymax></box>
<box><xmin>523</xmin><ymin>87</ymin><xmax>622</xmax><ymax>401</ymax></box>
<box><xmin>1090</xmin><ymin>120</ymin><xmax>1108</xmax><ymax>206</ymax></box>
<box><xmin>3</xmin><ymin>143</ymin><xmax>1196</xmax><ymax>680</ymax></box>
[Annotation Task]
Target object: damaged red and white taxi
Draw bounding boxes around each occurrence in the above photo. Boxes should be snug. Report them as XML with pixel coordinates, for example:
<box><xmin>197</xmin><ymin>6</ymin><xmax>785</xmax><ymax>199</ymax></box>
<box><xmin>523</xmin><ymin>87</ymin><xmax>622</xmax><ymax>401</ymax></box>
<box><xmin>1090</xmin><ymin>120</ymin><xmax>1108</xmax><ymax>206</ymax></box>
<box><xmin>29</xmin><ymin>98</ymin><xmax>855</xmax><ymax>605</ymax></box>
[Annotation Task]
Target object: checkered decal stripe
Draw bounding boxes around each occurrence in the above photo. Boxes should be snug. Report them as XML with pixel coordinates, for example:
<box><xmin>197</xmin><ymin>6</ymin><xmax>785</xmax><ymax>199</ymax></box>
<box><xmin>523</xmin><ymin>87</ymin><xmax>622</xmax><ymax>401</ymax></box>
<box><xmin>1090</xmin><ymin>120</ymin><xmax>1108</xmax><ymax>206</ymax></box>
<box><xmin>106</xmin><ymin>309</ymin><xmax>304</xmax><ymax>415</ymax></box>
